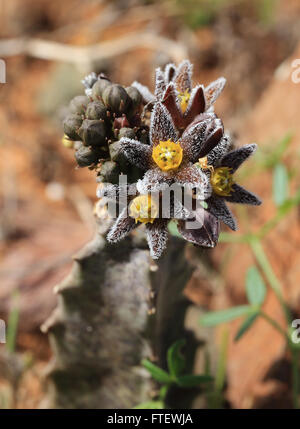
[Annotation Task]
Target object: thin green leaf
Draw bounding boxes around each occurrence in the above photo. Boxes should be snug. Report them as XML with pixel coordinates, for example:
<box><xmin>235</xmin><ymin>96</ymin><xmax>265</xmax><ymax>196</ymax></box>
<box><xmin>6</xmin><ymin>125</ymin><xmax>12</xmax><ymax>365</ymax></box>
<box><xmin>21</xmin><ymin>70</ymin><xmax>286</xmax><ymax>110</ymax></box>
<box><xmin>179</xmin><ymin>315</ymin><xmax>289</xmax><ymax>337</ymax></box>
<box><xmin>208</xmin><ymin>328</ymin><xmax>229</xmax><ymax>409</ymax></box>
<box><xmin>234</xmin><ymin>311</ymin><xmax>259</xmax><ymax>342</ymax></box>
<box><xmin>142</xmin><ymin>359</ymin><xmax>171</xmax><ymax>384</ymax></box>
<box><xmin>159</xmin><ymin>385</ymin><xmax>168</xmax><ymax>401</ymax></box>
<box><xmin>6</xmin><ymin>291</ymin><xmax>20</xmax><ymax>353</ymax></box>
<box><xmin>215</xmin><ymin>327</ymin><xmax>229</xmax><ymax>393</ymax></box>
<box><xmin>176</xmin><ymin>374</ymin><xmax>213</xmax><ymax>388</ymax></box>
<box><xmin>200</xmin><ymin>305</ymin><xmax>252</xmax><ymax>327</ymax></box>
<box><xmin>273</xmin><ymin>163</ymin><xmax>289</xmax><ymax>207</ymax></box>
<box><xmin>167</xmin><ymin>339</ymin><xmax>186</xmax><ymax>378</ymax></box>
<box><xmin>246</xmin><ymin>266</ymin><xmax>267</xmax><ymax>305</ymax></box>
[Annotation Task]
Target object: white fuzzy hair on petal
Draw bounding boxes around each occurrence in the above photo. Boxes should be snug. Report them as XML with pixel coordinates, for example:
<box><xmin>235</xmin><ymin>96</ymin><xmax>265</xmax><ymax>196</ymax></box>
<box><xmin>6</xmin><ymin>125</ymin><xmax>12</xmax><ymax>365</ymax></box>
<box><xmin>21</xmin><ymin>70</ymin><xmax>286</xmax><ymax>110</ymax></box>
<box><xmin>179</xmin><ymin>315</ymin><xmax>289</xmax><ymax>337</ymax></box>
<box><xmin>119</xmin><ymin>138</ymin><xmax>151</xmax><ymax>170</ymax></box>
<box><xmin>208</xmin><ymin>197</ymin><xmax>237</xmax><ymax>231</ymax></box>
<box><xmin>205</xmin><ymin>77</ymin><xmax>226</xmax><ymax>110</ymax></box>
<box><xmin>207</xmin><ymin>134</ymin><xmax>232</xmax><ymax>166</ymax></box>
<box><xmin>146</xmin><ymin>221</ymin><xmax>168</xmax><ymax>259</ymax></box>
<box><xmin>174</xmin><ymin>166</ymin><xmax>212</xmax><ymax>200</ymax></box>
<box><xmin>97</xmin><ymin>183</ymin><xmax>137</xmax><ymax>202</ymax></box>
<box><xmin>107</xmin><ymin>207</ymin><xmax>136</xmax><ymax>243</ymax></box>
<box><xmin>173</xmin><ymin>59</ymin><xmax>193</xmax><ymax>93</ymax></box>
<box><xmin>154</xmin><ymin>68</ymin><xmax>166</xmax><ymax>99</ymax></box>
<box><xmin>164</xmin><ymin>63</ymin><xmax>176</xmax><ymax>84</ymax></box>
<box><xmin>150</xmin><ymin>102</ymin><xmax>178</xmax><ymax>146</ymax></box>
<box><xmin>136</xmin><ymin>169</ymin><xmax>172</xmax><ymax>194</ymax></box>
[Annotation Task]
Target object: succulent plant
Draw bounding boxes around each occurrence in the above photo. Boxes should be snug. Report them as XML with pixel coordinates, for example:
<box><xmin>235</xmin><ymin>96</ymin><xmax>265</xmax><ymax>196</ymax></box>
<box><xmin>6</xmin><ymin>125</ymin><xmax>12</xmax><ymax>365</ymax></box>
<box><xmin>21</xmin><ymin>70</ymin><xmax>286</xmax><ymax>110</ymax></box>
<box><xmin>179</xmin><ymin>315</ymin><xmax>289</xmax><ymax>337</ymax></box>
<box><xmin>63</xmin><ymin>60</ymin><xmax>261</xmax><ymax>259</ymax></box>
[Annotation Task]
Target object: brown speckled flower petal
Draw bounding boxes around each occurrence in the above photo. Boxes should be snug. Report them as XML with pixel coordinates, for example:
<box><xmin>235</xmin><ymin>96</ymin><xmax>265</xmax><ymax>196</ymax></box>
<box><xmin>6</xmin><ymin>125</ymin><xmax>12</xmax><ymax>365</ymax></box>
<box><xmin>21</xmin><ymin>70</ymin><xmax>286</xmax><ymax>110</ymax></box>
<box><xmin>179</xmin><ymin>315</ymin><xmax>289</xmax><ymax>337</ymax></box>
<box><xmin>107</xmin><ymin>207</ymin><xmax>137</xmax><ymax>243</ymax></box>
<box><xmin>207</xmin><ymin>196</ymin><xmax>237</xmax><ymax>231</ymax></box>
<box><xmin>150</xmin><ymin>102</ymin><xmax>178</xmax><ymax>147</ymax></box>
<box><xmin>205</xmin><ymin>77</ymin><xmax>226</xmax><ymax>110</ymax></box>
<box><xmin>181</xmin><ymin>113</ymin><xmax>223</xmax><ymax>162</ymax></box>
<box><xmin>119</xmin><ymin>138</ymin><xmax>152</xmax><ymax>170</ymax></box>
<box><xmin>224</xmin><ymin>184</ymin><xmax>262</xmax><ymax>206</ymax></box>
<box><xmin>173</xmin><ymin>60</ymin><xmax>193</xmax><ymax>93</ymax></box>
<box><xmin>146</xmin><ymin>219</ymin><xmax>168</xmax><ymax>259</ymax></box>
<box><xmin>220</xmin><ymin>144</ymin><xmax>257</xmax><ymax>173</ymax></box>
<box><xmin>178</xmin><ymin>208</ymin><xmax>220</xmax><ymax>248</ymax></box>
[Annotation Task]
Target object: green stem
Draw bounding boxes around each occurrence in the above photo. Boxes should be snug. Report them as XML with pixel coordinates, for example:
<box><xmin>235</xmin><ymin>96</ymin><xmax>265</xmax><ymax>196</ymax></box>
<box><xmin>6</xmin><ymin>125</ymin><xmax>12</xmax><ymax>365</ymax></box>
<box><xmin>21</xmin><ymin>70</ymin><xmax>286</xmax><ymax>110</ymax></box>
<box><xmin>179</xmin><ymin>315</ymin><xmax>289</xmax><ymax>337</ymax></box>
<box><xmin>249</xmin><ymin>238</ymin><xmax>292</xmax><ymax>324</ymax></box>
<box><xmin>250</xmin><ymin>239</ymin><xmax>299</xmax><ymax>407</ymax></box>
<box><xmin>259</xmin><ymin>311</ymin><xmax>288</xmax><ymax>341</ymax></box>
<box><xmin>219</xmin><ymin>232</ymin><xmax>249</xmax><ymax>244</ymax></box>
<box><xmin>215</xmin><ymin>327</ymin><xmax>229</xmax><ymax>394</ymax></box>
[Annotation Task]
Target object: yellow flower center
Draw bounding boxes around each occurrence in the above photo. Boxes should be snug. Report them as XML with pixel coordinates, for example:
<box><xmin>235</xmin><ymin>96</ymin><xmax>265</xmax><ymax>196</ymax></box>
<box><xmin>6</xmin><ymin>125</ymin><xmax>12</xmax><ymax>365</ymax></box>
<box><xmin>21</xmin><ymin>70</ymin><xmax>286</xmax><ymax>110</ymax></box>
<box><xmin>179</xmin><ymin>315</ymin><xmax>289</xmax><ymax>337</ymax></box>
<box><xmin>177</xmin><ymin>89</ymin><xmax>191</xmax><ymax>113</ymax></box>
<box><xmin>129</xmin><ymin>195</ymin><xmax>158</xmax><ymax>224</ymax></box>
<box><xmin>152</xmin><ymin>139</ymin><xmax>183</xmax><ymax>171</ymax></box>
<box><xmin>210</xmin><ymin>167</ymin><xmax>234</xmax><ymax>196</ymax></box>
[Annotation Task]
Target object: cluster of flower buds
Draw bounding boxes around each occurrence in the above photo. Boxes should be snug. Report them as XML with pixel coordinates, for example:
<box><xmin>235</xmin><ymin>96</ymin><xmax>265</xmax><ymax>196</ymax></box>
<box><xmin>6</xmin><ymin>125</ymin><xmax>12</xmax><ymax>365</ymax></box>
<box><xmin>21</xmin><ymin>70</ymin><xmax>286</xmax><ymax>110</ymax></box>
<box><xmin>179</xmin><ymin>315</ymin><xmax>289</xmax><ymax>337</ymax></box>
<box><xmin>63</xmin><ymin>60</ymin><xmax>261</xmax><ymax>259</ymax></box>
<box><xmin>62</xmin><ymin>73</ymin><xmax>148</xmax><ymax>183</ymax></box>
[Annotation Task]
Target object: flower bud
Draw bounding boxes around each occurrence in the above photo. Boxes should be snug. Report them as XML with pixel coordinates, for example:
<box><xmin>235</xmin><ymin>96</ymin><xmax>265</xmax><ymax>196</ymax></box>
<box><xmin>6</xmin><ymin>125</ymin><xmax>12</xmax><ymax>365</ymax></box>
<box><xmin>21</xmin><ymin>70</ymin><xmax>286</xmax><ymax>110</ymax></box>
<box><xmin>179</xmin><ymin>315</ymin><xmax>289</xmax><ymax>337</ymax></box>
<box><xmin>63</xmin><ymin>114</ymin><xmax>83</xmax><ymax>140</ymax></box>
<box><xmin>69</xmin><ymin>95</ymin><xmax>89</xmax><ymax>115</ymax></box>
<box><xmin>113</xmin><ymin>115</ymin><xmax>130</xmax><ymax>130</ymax></box>
<box><xmin>126</xmin><ymin>86</ymin><xmax>142</xmax><ymax>111</ymax></box>
<box><xmin>109</xmin><ymin>140</ymin><xmax>126</xmax><ymax>162</ymax></box>
<box><xmin>78</xmin><ymin>119</ymin><xmax>107</xmax><ymax>147</ymax></box>
<box><xmin>92</xmin><ymin>78</ymin><xmax>112</xmax><ymax>99</ymax></box>
<box><xmin>118</xmin><ymin>127</ymin><xmax>136</xmax><ymax>140</ymax></box>
<box><xmin>85</xmin><ymin>101</ymin><xmax>107</xmax><ymax>120</ymax></box>
<box><xmin>99</xmin><ymin>161</ymin><xmax>120</xmax><ymax>183</ymax></box>
<box><xmin>75</xmin><ymin>145</ymin><xmax>104</xmax><ymax>167</ymax></box>
<box><xmin>102</xmin><ymin>84</ymin><xmax>130</xmax><ymax>114</ymax></box>
<box><xmin>136</xmin><ymin>126</ymin><xmax>150</xmax><ymax>144</ymax></box>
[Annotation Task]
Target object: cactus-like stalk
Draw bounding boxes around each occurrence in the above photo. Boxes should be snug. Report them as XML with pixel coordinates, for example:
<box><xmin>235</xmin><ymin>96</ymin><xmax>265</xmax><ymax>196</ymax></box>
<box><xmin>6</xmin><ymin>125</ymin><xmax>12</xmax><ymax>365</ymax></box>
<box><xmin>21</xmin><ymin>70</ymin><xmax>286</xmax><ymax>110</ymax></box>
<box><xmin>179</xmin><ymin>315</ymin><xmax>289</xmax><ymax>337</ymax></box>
<box><xmin>41</xmin><ymin>217</ymin><xmax>153</xmax><ymax>409</ymax></box>
<box><xmin>41</xmin><ymin>216</ymin><xmax>195</xmax><ymax>408</ymax></box>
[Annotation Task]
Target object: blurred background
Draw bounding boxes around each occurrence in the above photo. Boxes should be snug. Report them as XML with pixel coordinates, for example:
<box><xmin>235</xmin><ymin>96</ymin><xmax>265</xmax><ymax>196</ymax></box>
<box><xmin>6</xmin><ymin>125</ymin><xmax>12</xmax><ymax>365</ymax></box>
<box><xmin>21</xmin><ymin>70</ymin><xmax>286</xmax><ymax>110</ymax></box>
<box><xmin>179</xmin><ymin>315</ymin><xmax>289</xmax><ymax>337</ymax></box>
<box><xmin>1</xmin><ymin>0</ymin><xmax>300</xmax><ymax>409</ymax></box>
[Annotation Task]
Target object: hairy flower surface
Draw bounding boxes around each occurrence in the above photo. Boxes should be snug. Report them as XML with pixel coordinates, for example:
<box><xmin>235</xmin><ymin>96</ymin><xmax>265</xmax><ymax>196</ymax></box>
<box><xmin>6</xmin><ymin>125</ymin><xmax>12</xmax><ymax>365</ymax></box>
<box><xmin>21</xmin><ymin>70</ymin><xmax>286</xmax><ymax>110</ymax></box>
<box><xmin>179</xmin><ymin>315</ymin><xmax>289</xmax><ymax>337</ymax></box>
<box><xmin>96</xmin><ymin>99</ymin><xmax>225</xmax><ymax>258</ymax></box>
<box><xmin>88</xmin><ymin>60</ymin><xmax>262</xmax><ymax>259</ymax></box>
<box><xmin>98</xmin><ymin>181</ymin><xmax>182</xmax><ymax>259</ymax></box>
<box><xmin>177</xmin><ymin>206</ymin><xmax>220</xmax><ymax>248</ymax></box>
<box><xmin>133</xmin><ymin>60</ymin><xmax>226</xmax><ymax>131</ymax></box>
<box><xmin>118</xmin><ymin>102</ymin><xmax>223</xmax><ymax>198</ymax></box>
<box><xmin>198</xmin><ymin>138</ymin><xmax>262</xmax><ymax>230</ymax></box>
<box><xmin>98</xmin><ymin>181</ymin><xmax>221</xmax><ymax>259</ymax></box>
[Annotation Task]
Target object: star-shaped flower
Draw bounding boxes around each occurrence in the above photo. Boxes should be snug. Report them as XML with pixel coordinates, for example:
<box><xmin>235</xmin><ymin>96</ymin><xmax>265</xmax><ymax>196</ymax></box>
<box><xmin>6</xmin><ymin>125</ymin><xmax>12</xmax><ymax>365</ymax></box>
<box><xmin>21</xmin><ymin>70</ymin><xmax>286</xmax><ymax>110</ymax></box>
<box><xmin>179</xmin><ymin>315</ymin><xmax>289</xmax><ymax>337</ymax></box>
<box><xmin>98</xmin><ymin>182</ymin><xmax>220</xmax><ymax>259</ymax></box>
<box><xmin>118</xmin><ymin>102</ymin><xmax>224</xmax><ymax>198</ymax></box>
<box><xmin>197</xmin><ymin>137</ymin><xmax>262</xmax><ymax>230</ymax></box>
<box><xmin>96</xmin><ymin>100</ymin><xmax>224</xmax><ymax>258</ymax></box>
<box><xmin>97</xmin><ymin>180</ymin><xmax>189</xmax><ymax>258</ymax></box>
